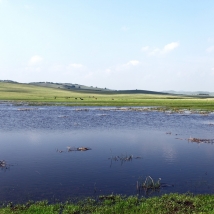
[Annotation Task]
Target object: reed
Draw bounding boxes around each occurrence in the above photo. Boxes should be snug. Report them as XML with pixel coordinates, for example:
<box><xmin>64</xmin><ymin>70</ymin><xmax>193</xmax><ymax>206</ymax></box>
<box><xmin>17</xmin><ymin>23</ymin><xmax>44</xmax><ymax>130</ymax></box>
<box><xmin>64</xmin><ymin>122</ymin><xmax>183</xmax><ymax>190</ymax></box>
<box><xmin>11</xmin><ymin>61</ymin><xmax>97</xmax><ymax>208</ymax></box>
<box><xmin>139</xmin><ymin>176</ymin><xmax>161</xmax><ymax>190</ymax></box>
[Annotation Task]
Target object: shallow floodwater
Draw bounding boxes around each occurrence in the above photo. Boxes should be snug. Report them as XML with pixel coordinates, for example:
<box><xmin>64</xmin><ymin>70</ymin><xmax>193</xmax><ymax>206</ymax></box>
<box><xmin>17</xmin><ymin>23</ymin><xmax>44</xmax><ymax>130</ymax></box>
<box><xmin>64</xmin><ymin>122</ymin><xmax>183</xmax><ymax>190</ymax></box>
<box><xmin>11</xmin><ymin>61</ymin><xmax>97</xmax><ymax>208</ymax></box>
<box><xmin>1</xmin><ymin>103</ymin><xmax>214</xmax><ymax>203</ymax></box>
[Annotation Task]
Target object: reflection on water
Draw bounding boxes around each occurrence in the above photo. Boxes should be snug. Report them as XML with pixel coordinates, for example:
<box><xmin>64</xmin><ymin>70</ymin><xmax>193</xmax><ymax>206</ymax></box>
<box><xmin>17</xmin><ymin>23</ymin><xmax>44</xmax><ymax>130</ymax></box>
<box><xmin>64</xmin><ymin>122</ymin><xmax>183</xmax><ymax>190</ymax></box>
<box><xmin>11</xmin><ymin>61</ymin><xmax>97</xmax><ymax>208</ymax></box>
<box><xmin>162</xmin><ymin>146</ymin><xmax>177</xmax><ymax>164</ymax></box>
<box><xmin>0</xmin><ymin>103</ymin><xmax>214</xmax><ymax>203</ymax></box>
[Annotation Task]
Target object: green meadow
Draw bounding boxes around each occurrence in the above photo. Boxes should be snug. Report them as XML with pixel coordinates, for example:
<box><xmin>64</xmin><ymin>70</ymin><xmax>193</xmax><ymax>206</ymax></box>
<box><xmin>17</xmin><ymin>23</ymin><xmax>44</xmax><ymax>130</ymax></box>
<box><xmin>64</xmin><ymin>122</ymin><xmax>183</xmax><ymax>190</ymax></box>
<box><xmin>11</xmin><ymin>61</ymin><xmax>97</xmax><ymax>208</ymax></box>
<box><xmin>0</xmin><ymin>82</ymin><xmax>214</xmax><ymax>110</ymax></box>
<box><xmin>1</xmin><ymin>193</ymin><xmax>214</xmax><ymax>214</ymax></box>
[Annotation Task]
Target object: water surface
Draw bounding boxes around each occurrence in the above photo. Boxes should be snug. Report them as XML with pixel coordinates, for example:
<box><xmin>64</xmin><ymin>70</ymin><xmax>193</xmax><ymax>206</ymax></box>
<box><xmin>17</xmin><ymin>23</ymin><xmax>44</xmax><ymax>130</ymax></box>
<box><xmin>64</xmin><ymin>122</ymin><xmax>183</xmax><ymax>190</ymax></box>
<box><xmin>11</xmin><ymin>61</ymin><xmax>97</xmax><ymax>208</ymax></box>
<box><xmin>1</xmin><ymin>103</ymin><xmax>214</xmax><ymax>203</ymax></box>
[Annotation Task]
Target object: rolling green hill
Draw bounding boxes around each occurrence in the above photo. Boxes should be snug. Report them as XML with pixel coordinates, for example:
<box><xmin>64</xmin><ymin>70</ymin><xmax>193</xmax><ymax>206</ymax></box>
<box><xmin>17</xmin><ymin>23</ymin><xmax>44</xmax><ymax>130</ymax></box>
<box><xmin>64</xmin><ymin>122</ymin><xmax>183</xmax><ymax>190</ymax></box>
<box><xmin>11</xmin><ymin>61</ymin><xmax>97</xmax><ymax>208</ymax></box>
<box><xmin>28</xmin><ymin>81</ymin><xmax>168</xmax><ymax>95</ymax></box>
<box><xmin>0</xmin><ymin>81</ymin><xmax>214</xmax><ymax>110</ymax></box>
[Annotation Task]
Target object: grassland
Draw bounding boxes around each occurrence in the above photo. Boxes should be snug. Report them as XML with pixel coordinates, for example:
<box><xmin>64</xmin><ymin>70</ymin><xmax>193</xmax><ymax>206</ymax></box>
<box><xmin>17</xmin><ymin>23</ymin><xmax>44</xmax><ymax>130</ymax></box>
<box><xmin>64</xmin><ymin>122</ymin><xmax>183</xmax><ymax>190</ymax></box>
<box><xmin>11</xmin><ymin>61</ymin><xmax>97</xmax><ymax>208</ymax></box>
<box><xmin>0</xmin><ymin>82</ymin><xmax>214</xmax><ymax>110</ymax></box>
<box><xmin>1</xmin><ymin>193</ymin><xmax>214</xmax><ymax>213</ymax></box>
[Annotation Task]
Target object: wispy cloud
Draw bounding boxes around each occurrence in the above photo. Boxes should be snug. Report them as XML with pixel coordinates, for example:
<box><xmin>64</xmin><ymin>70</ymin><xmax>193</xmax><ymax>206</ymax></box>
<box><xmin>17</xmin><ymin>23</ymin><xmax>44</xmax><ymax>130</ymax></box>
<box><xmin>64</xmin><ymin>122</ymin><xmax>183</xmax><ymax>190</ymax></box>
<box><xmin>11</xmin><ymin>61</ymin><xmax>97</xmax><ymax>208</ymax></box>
<box><xmin>24</xmin><ymin>5</ymin><xmax>34</xmax><ymax>10</ymax></box>
<box><xmin>121</xmin><ymin>26</ymin><xmax>129</xmax><ymax>32</ymax></box>
<box><xmin>67</xmin><ymin>63</ymin><xmax>84</xmax><ymax>69</ymax></box>
<box><xmin>206</xmin><ymin>46</ymin><xmax>214</xmax><ymax>53</ymax></box>
<box><xmin>105</xmin><ymin>60</ymin><xmax>140</xmax><ymax>73</ymax></box>
<box><xmin>28</xmin><ymin>55</ymin><xmax>43</xmax><ymax>66</ymax></box>
<box><xmin>141</xmin><ymin>46</ymin><xmax>149</xmax><ymax>52</ymax></box>
<box><xmin>142</xmin><ymin>42</ymin><xmax>179</xmax><ymax>56</ymax></box>
<box><xmin>105</xmin><ymin>68</ymin><xmax>111</xmax><ymax>74</ymax></box>
<box><xmin>126</xmin><ymin>60</ymin><xmax>140</xmax><ymax>66</ymax></box>
<box><xmin>162</xmin><ymin>42</ymin><xmax>179</xmax><ymax>53</ymax></box>
<box><xmin>149</xmin><ymin>48</ymin><xmax>161</xmax><ymax>56</ymax></box>
<box><xmin>117</xmin><ymin>60</ymin><xmax>140</xmax><ymax>71</ymax></box>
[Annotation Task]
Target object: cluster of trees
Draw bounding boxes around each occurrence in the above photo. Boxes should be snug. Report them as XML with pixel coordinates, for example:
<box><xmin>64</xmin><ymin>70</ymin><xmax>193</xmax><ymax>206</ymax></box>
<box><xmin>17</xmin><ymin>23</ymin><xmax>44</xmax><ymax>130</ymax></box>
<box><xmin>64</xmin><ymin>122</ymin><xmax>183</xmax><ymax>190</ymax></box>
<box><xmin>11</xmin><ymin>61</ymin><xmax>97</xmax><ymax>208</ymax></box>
<box><xmin>0</xmin><ymin>80</ymin><xmax>17</xmax><ymax>83</ymax></box>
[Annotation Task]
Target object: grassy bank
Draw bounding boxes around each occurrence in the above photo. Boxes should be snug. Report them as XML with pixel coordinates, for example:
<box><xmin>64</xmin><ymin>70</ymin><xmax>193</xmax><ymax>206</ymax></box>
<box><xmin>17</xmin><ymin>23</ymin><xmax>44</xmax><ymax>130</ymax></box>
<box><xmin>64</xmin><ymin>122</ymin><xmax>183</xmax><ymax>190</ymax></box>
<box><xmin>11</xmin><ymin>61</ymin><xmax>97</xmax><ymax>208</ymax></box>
<box><xmin>1</xmin><ymin>82</ymin><xmax>214</xmax><ymax>110</ymax></box>
<box><xmin>1</xmin><ymin>193</ymin><xmax>214</xmax><ymax>213</ymax></box>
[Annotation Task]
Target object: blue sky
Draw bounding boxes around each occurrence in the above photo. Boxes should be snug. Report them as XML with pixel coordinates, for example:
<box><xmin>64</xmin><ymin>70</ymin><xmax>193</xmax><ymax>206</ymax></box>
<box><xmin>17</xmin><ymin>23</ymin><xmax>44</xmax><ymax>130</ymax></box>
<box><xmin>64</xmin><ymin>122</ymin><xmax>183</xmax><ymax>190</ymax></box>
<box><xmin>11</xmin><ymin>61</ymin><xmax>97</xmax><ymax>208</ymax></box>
<box><xmin>0</xmin><ymin>0</ymin><xmax>214</xmax><ymax>91</ymax></box>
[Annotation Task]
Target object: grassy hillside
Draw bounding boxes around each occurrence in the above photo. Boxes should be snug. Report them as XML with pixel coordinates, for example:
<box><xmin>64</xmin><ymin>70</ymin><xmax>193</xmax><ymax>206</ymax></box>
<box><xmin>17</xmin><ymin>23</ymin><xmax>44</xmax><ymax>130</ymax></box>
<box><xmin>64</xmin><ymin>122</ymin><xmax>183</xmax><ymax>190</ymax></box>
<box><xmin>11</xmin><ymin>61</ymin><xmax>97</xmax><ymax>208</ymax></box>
<box><xmin>29</xmin><ymin>81</ymin><xmax>113</xmax><ymax>92</ymax></box>
<box><xmin>0</xmin><ymin>82</ymin><xmax>214</xmax><ymax>110</ymax></box>
<box><xmin>28</xmin><ymin>82</ymin><xmax>169</xmax><ymax>94</ymax></box>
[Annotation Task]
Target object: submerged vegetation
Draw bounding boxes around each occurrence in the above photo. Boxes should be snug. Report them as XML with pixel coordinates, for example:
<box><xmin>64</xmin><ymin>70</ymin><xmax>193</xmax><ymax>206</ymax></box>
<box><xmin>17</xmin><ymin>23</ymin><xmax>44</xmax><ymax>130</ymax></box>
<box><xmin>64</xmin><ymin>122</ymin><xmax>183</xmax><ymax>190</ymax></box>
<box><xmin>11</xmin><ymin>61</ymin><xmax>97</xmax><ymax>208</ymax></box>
<box><xmin>1</xmin><ymin>193</ymin><xmax>214</xmax><ymax>213</ymax></box>
<box><xmin>0</xmin><ymin>160</ymin><xmax>10</xmax><ymax>171</ymax></box>
<box><xmin>188</xmin><ymin>138</ymin><xmax>214</xmax><ymax>144</ymax></box>
<box><xmin>1</xmin><ymin>82</ymin><xmax>214</xmax><ymax>110</ymax></box>
<box><xmin>108</xmin><ymin>153</ymin><xmax>142</xmax><ymax>167</ymax></box>
<box><xmin>141</xmin><ymin>176</ymin><xmax>161</xmax><ymax>190</ymax></box>
<box><xmin>136</xmin><ymin>176</ymin><xmax>174</xmax><ymax>196</ymax></box>
<box><xmin>56</xmin><ymin>147</ymin><xmax>92</xmax><ymax>153</ymax></box>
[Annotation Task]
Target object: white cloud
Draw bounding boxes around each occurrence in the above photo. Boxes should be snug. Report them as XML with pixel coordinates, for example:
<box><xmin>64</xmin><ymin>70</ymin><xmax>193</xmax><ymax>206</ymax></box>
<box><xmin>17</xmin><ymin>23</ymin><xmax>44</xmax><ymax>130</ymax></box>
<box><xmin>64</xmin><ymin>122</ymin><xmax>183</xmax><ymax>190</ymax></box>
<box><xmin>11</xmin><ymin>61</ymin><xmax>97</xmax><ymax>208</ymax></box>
<box><xmin>162</xmin><ymin>42</ymin><xmax>179</xmax><ymax>54</ymax></box>
<box><xmin>149</xmin><ymin>48</ymin><xmax>161</xmax><ymax>56</ymax></box>
<box><xmin>206</xmin><ymin>46</ymin><xmax>214</xmax><ymax>53</ymax></box>
<box><xmin>105</xmin><ymin>68</ymin><xmax>111</xmax><ymax>74</ymax></box>
<box><xmin>141</xmin><ymin>46</ymin><xmax>149</xmax><ymax>52</ymax></box>
<box><xmin>29</xmin><ymin>55</ymin><xmax>43</xmax><ymax>66</ymax></box>
<box><xmin>126</xmin><ymin>60</ymin><xmax>140</xmax><ymax>66</ymax></box>
<box><xmin>142</xmin><ymin>42</ymin><xmax>179</xmax><ymax>56</ymax></box>
<box><xmin>67</xmin><ymin>63</ymin><xmax>83</xmax><ymax>69</ymax></box>
<box><xmin>116</xmin><ymin>60</ymin><xmax>140</xmax><ymax>71</ymax></box>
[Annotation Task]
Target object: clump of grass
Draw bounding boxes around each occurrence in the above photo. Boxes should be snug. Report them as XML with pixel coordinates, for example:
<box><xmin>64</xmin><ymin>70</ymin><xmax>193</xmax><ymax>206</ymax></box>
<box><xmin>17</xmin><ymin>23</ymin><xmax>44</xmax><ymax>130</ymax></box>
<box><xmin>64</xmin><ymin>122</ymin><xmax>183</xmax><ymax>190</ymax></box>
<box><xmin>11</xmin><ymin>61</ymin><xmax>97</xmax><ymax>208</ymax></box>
<box><xmin>187</xmin><ymin>137</ymin><xmax>214</xmax><ymax>144</ymax></box>
<box><xmin>137</xmin><ymin>176</ymin><xmax>161</xmax><ymax>191</ymax></box>
<box><xmin>109</xmin><ymin>150</ymin><xmax>142</xmax><ymax>166</ymax></box>
<box><xmin>0</xmin><ymin>160</ymin><xmax>10</xmax><ymax>171</ymax></box>
<box><xmin>0</xmin><ymin>160</ymin><xmax>6</xmax><ymax>168</ymax></box>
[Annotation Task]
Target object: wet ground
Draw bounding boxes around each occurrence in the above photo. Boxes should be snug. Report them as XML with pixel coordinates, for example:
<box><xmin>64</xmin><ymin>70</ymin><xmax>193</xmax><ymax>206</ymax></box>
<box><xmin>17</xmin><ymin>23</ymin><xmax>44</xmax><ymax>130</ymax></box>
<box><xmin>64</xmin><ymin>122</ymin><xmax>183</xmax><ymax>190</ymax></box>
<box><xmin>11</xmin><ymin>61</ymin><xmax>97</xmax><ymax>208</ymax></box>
<box><xmin>0</xmin><ymin>103</ymin><xmax>214</xmax><ymax>203</ymax></box>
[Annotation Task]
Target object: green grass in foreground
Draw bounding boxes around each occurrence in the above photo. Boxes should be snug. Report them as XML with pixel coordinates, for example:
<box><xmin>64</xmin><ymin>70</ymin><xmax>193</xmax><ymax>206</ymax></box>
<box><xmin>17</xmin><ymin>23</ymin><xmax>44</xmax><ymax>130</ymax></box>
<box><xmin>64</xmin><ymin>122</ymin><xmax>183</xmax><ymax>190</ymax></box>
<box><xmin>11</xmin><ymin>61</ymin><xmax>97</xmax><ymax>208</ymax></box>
<box><xmin>1</xmin><ymin>193</ymin><xmax>214</xmax><ymax>214</ymax></box>
<box><xmin>1</xmin><ymin>82</ymin><xmax>214</xmax><ymax>110</ymax></box>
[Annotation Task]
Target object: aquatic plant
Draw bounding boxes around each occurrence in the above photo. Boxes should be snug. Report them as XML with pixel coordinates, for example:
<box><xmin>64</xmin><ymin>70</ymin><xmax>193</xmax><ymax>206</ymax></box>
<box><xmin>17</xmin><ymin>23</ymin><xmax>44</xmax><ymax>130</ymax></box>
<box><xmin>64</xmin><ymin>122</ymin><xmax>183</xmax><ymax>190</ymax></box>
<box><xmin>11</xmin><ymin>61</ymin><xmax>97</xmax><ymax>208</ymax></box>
<box><xmin>77</xmin><ymin>147</ymin><xmax>91</xmax><ymax>151</ymax></box>
<box><xmin>108</xmin><ymin>154</ymin><xmax>142</xmax><ymax>167</ymax></box>
<box><xmin>137</xmin><ymin>176</ymin><xmax>161</xmax><ymax>191</ymax></box>
<box><xmin>67</xmin><ymin>146</ymin><xmax>73</xmax><ymax>152</ymax></box>
<box><xmin>109</xmin><ymin>150</ymin><xmax>142</xmax><ymax>163</ymax></box>
<box><xmin>0</xmin><ymin>160</ymin><xmax>10</xmax><ymax>170</ymax></box>
<box><xmin>66</xmin><ymin>146</ymin><xmax>91</xmax><ymax>152</ymax></box>
<box><xmin>0</xmin><ymin>160</ymin><xmax>6</xmax><ymax>167</ymax></box>
<box><xmin>56</xmin><ymin>149</ymin><xmax>64</xmax><ymax>153</ymax></box>
<box><xmin>143</xmin><ymin>176</ymin><xmax>161</xmax><ymax>189</ymax></box>
<box><xmin>187</xmin><ymin>138</ymin><xmax>214</xmax><ymax>144</ymax></box>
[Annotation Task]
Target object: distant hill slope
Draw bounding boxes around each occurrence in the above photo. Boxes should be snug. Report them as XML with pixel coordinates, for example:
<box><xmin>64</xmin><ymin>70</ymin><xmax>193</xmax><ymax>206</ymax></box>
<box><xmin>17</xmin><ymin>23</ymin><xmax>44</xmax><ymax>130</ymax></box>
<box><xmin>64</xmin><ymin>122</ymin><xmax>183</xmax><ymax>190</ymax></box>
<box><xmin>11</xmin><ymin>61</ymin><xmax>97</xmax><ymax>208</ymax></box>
<box><xmin>1</xmin><ymin>80</ymin><xmax>213</xmax><ymax>96</ymax></box>
<box><xmin>163</xmin><ymin>90</ymin><xmax>214</xmax><ymax>96</ymax></box>
<box><xmin>28</xmin><ymin>82</ymin><xmax>168</xmax><ymax>95</ymax></box>
<box><xmin>29</xmin><ymin>82</ymin><xmax>113</xmax><ymax>92</ymax></box>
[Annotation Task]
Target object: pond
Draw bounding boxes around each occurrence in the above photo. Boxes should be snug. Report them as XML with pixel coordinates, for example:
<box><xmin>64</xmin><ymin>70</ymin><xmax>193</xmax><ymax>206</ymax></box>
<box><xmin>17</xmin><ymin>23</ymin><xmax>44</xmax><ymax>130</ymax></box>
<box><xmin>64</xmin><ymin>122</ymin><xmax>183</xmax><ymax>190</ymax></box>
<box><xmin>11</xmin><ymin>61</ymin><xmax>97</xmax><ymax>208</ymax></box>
<box><xmin>0</xmin><ymin>103</ymin><xmax>214</xmax><ymax>203</ymax></box>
